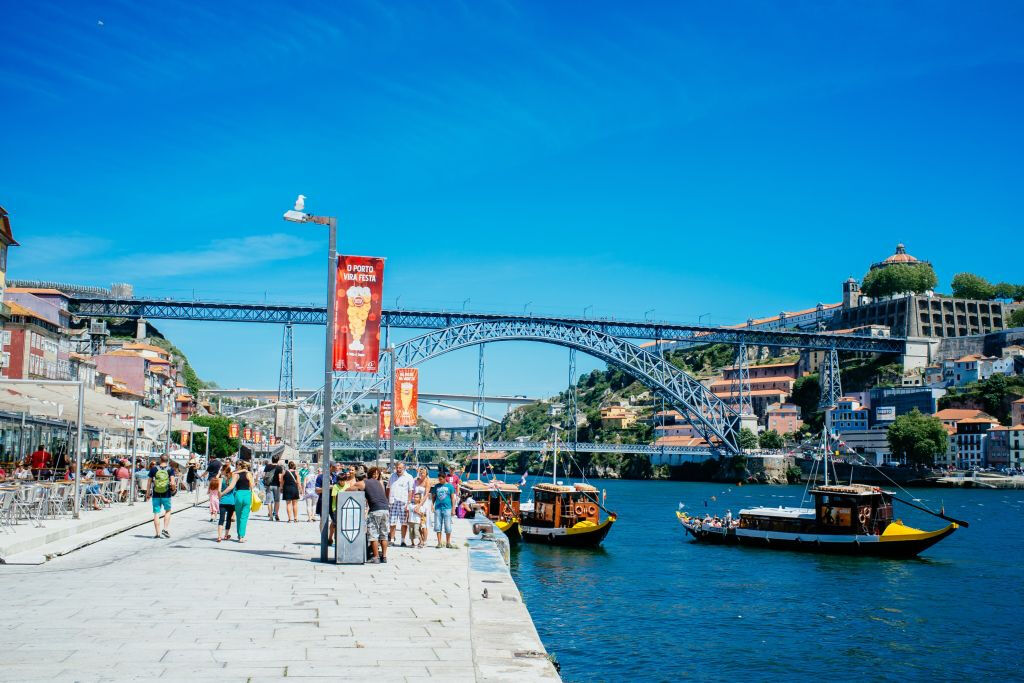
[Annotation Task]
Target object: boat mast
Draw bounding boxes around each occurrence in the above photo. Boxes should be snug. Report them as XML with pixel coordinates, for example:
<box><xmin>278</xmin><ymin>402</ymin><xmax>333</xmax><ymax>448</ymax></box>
<box><xmin>822</xmin><ymin>428</ymin><xmax>829</xmax><ymax>487</ymax></box>
<box><xmin>552</xmin><ymin>429</ymin><xmax>558</xmax><ymax>485</ymax></box>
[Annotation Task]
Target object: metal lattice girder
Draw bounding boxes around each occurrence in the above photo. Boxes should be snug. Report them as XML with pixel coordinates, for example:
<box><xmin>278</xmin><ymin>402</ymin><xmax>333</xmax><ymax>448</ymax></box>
<box><xmin>328</xmin><ymin>439</ymin><xmax>713</xmax><ymax>455</ymax></box>
<box><xmin>818</xmin><ymin>347</ymin><xmax>843</xmax><ymax>409</ymax></box>
<box><xmin>295</xmin><ymin>319</ymin><xmax>743</xmax><ymax>454</ymax></box>
<box><xmin>66</xmin><ymin>295</ymin><xmax>906</xmax><ymax>353</ymax></box>
<box><xmin>567</xmin><ymin>348</ymin><xmax>578</xmax><ymax>442</ymax></box>
<box><xmin>730</xmin><ymin>342</ymin><xmax>752</xmax><ymax>416</ymax></box>
<box><xmin>278</xmin><ymin>323</ymin><xmax>295</xmax><ymax>402</ymax></box>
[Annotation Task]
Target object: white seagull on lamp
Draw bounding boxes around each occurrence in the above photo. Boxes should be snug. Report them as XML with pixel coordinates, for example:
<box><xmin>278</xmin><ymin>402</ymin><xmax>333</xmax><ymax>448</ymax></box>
<box><xmin>294</xmin><ymin>194</ymin><xmax>306</xmax><ymax>211</ymax></box>
<box><xmin>283</xmin><ymin>194</ymin><xmax>309</xmax><ymax>223</ymax></box>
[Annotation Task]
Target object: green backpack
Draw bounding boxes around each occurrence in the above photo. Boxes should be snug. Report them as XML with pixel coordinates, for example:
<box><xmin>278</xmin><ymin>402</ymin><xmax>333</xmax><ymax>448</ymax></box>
<box><xmin>153</xmin><ymin>467</ymin><xmax>172</xmax><ymax>495</ymax></box>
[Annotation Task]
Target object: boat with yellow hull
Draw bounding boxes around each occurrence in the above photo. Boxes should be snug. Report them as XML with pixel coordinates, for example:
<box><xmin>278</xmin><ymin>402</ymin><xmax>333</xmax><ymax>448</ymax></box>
<box><xmin>677</xmin><ymin>484</ymin><xmax>961</xmax><ymax>559</ymax></box>
<box><xmin>461</xmin><ymin>479</ymin><xmax>522</xmax><ymax>545</ymax></box>
<box><xmin>521</xmin><ymin>482</ymin><xmax>616</xmax><ymax>548</ymax></box>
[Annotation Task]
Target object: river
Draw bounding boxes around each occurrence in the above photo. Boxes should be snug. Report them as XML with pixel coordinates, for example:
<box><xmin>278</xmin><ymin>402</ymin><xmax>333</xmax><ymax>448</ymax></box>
<box><xmin>506</xmin><ymin>477</ymin><xmax>1024</xmax><ymax>682</ymax></box>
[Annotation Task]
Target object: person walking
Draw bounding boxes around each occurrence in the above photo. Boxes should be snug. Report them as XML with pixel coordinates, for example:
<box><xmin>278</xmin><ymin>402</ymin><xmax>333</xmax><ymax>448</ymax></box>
<box><xmin>262</xmin><ymin>455</ymin><xmax>284</xmax><ymax>521</ymax></box>
<box><xmin>302</xmin><ymin>467</ymin><xmax>319</xmax><ymax>522</ymax></box>
<box><xmin>431</xmin><ymin>470</ymin><xmax>456</xmax><ymax>549</ymax></box>
<box><xmin>364</xmin><ymin>466</ymin><xmax>390</xmax><ymax>563</ymax></box>
<box><xmin>282</xmin><ymin>461</ymin><xmax>301</xmax><ymax>523</ymax></box>
<box><xmin>216</xmin><ymin>463</ymin><xmax>236</xmax><ymax>542</ymax></box>
<box><xmin>207</xmin><ymin>464</ymin><xmax>222</xmax><ymax>522</ymax></box>
<box><xmin>206</xmin><ymin>455</ymin><xmax>222</xmax><ymax>482</ymax></box>
<box><xmin>147</xmin><ymin>455</ymin><xmax>176</xmax><ymax>539</ymax></box>
<box><xmin>221</xmin><ymin>461</ymin><xmax>255</xmax><ymax>543</ymax></box>
<box><xmin>387</xmin><ymin>461</ymin><xmax>415</xmax><ymax>546</ymax></box>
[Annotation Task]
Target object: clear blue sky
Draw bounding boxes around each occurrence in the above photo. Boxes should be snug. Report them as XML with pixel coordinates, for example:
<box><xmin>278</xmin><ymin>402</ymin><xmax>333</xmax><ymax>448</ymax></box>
<box><xmin>2</xmin><ymin>2</ymin><xmax>1022</xmax><ymax>425</ymax></box>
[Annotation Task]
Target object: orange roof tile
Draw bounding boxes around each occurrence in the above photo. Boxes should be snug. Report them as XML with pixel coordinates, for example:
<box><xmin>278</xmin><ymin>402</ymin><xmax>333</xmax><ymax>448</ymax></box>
<box><xmin>7</xmin><ymin>287</ymin><xmax>66</xmax><ymax>296</ymax></box>
<box><xmin>5</xmin><ymin>301</ymin><xmax>50</xmax><ymax>322</ymax></box>
<box><xmin>957</xmin><ymin>417</ymin><xmax>999</xmax><ymax>425</ymax></box>
<box><xmin>122</xmin><ymin>343</ymin><xmax>170</xmax><ymax>355</ymax></box>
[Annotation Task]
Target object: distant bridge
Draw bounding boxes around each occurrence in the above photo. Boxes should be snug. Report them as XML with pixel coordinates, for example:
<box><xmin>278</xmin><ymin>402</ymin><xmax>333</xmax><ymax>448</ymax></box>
<box><xmin>334</xmin><ymin>439</ymin><xmax>715</xmax><ymax>461</ymax></box>
<box><xmin>66</xmin><ymin>294</ymin><xmax>905</xmax><ymax>353</ymax></box>
<box><xmin>199</xmin><ymin>388</ymin><xmax>539</xmax><ymax>404</ymax></box>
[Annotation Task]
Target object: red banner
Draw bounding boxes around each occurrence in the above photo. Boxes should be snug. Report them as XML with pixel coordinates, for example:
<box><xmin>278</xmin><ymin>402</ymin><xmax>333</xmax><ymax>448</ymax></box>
<box><xmin>179</xmin><ymin>431</ymin><xmax>189</xmax><ymax>447</ymax></box>
<box><xmin>269</xmin><ymin>435</ymin><xmax>277</xmax><ymax>446</ymax></box>
<box><xmin>254</xmin><ymin>429</ymin><xmax>262</xmax><ymax>443</ymax></box>
<box><xmin>229</xmin><ymin>422</ymin><xmax>239</xmax><ymax>439</ymax></box>
<box><xmin>333</xmin><ymin>255</ymin><xmax>385</xmax><ymax>373</ymax></box>
<box><xmin>394</xmin><ymin>368</ymin><xmax>419</xmax><ymax>427</ymax></box>
<box><xmin>243</xmin><ymin>426</ymin><xmax>252</xmax><ymax>441</ymax></box>
<box><xmin>378</xmin><ymin>400</ymin><xmax>392</xmax><ymax>440</ymax></box>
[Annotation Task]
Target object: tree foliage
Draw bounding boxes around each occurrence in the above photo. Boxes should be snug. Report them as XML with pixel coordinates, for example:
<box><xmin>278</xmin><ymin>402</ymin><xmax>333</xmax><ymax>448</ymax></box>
<box><xmin>188</xmin><ymin>415</ymin><xmax>240</xmax><ymax>459</ymax></box>
<box><xmin>886</xmin><ymin>409</ymin><xmax>948</xmax><ymax>467</ymax></box>
<box><xmin>738</xmin><ymin>428</ymin><xmax>758</xmax><ymax>451</ymax></box>
<box><xmin>939</xmin><ymin>374</ymin><xmax>1024</xmax><ymax>425</ymax></box>
<box><xmin>951</xmin><ymin>272</ymin><xmax>996</xmax><ymax>300</ymax></box>
<box><xmin>860</xmin><ymin>263</ymin><xmax>937</xmax><ymax>298</ymax></box>
<box><xmin>758</xmin><ymin>429</ymin><xmax>783</xmax><ymax>449</ymax></box>
<box><xmin>1010</xmin><ymin>309</ymin><xmax>1024</xmax><ymax>328</ymax></box>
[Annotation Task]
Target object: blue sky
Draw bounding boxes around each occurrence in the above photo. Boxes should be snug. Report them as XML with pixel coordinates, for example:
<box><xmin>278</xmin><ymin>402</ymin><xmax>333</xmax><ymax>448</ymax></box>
<box><xmin>2</xmin><ymin>2</ymin><xmax>1023</xmax><ymax>425</ymax></box>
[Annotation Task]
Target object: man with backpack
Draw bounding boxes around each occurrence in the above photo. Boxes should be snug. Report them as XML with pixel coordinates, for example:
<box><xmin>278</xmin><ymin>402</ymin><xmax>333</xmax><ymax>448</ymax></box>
<box><xmin>147</xmin><ymin>454</ymin><xmax>177</xmax><ymax>539</ymax></box>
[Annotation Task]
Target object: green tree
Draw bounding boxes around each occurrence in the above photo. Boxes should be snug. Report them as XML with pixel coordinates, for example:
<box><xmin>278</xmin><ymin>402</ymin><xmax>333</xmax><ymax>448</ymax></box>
<box><xmin>738</xmin><ymin>428</ymin><xmax>758</xmax><ymax>451</ymax></box>
<box><xmin>951</xmin><ymin>272</ymin><xmax>996</xmax><ymax>300</ymax></box>
<box><xmin>1010</xmin><ymin>309</ymin><xmax>1024</xmax><ymax>328</ymax></box>
<box><xmin>758</xmin><ymin>430</ymin><xmax>783</xmax><ymax>449</ymax></box>
<box><xmin>860</xmin><ymin>263</ymin><xmax>937</xmax><ymax>298</ymax></box>
<box><xmin>994</xmin><ymin>282</ymin><xmax>1018</xmax><ymax>300</ymax></box>
<box><xmin>189</xmin><ymin>415</ymin><xmax>240</xmax><ymax>459</ymax></box>
<box><xmin>886</xmin><ymin>409</ymin><xmax>949</xmax><ymax>467</ymax></box>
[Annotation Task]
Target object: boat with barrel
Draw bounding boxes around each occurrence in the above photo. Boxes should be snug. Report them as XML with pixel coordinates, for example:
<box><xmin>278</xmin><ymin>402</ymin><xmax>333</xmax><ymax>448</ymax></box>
<box><xmin>460</xmin><ymin>478</ymin><xmax>522</xmax><ymax>544</ymax></box>
<box><xmin>519</xmin><ymin>434</ymin><xmax>616</xmax><ymax>547</ymax></box>
<box><xmin>676</xmin><ymin>433</ymin><xmax>964</xmax><ymax>558</ymax></box>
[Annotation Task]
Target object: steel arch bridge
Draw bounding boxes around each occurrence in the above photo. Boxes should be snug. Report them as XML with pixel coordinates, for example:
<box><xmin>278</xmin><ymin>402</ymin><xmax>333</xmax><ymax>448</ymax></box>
<box><xmin>296</xmin><ymin>318</ymin><xmax>742</xmax><ymax>455</ymax></box>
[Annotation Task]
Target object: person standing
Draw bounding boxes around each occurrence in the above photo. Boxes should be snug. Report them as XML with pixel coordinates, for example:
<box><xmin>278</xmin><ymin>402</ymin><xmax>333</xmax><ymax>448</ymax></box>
<box><xmin>206</xmin><ymin>455</ymin><xmax>222</xmax><ymax>482</ymax></box>
<box><xmin>29</xmin><ymin>444</ymin><xmax>50</xmax><ymax>480</ymax></box>
<box><xmin>431</xmin><ymin>470</ymin><xmax>456</xmax><ymax>549</ymax></box>
<box><xmin>262</xmin><ymin>455</ymin><xmax>284</xmax><ymax>521</ymax></box>
<box><xmin>282</xmin><ymin>461</ymin><xmax>301</xmax><ymax>523</ymax></box>
<box><xmin>147</xmin><ymin>455</ymin><xmax>176</xmax><ymax>539</ymax></box>
<box><xmin>387</xmin><ymin>462</ymin><xmax>415</xmax><ymax>546</ymax></box>
<box><xmin>216</xmin><ymin>463</ymin><xmax>235</xmax><ymax>542</ymax></box>
<box><xmin>364</xmin><ymin>466</ymin><xmax>390</xmax><ymax>563</ymax></box>
<box><xmin>314</xmin><ymin>462</ymin><xmax>341</xmax><ymax>522</ymax></box>
<box><xmin>221</xmin><ymin>461</ymin><xmax>254</xmax><ymax>543</ymax></box>
<box><xmin>185</xmin><ymin>458</ymin><xmax>198</xmax><ymax>492</ymax></box>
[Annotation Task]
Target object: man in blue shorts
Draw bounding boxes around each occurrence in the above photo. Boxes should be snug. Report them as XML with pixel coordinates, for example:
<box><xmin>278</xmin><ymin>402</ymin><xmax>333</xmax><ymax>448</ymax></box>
<box><xmin>431</xmin><ymin>469</ymin><xmax>456</xmax><ymax>549</ymax></box>
<box><xmin>147</xmin><ymin>454</ymin><xmax>176</xmax><ymax>539</ymax></box>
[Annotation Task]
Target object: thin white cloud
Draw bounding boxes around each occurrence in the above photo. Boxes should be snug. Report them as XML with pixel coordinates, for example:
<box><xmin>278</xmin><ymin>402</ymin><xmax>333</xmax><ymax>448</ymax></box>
<box><xmin>424</xmin><ymin>406</ymin><xmax>479</xmax><ymax>428</ymax></box>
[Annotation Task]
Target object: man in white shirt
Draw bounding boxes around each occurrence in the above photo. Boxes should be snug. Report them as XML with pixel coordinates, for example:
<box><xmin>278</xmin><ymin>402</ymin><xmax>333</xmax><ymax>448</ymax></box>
<box><xmin>386</xmin><ymin>461</ymin><xmax>415</xmax><ymax>547</ymax></box>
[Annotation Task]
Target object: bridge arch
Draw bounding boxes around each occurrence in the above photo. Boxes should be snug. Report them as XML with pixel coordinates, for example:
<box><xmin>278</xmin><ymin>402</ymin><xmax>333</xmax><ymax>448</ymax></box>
<box><xmin>296</xmin><ymin>319</ymin><xmax>740</xmax><ymax>454</ymax></box>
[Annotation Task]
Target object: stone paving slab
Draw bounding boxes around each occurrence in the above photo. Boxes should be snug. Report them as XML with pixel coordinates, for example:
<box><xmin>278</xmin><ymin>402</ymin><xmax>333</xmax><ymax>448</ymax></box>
<box><xmin>0</xmin><ymin>504</ymin><xmax>559</xmax><ymax>681</ymax></box>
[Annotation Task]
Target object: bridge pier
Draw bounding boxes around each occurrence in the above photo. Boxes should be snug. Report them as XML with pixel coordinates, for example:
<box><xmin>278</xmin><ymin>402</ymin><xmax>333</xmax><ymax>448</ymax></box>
<box><xmin>274</xmin><ymin>403</ymin><xmax>299</xmax><ymax>448</ymax></box>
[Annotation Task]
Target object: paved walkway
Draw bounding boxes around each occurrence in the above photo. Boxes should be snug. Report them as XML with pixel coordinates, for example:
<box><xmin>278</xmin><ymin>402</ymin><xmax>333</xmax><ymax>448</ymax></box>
<box><xmin>0</xmin><ymin>504</ymin><xmax>558</xmax><ymax>682</ymax></box>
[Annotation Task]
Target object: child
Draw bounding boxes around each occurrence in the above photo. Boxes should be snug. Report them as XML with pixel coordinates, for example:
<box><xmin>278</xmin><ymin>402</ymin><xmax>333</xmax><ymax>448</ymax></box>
<box><xmin>207</xmin><ymin>468</ymin><xmax>221</xmax><ymax>522</ymax></box>
<box><xmin>408</xmin><ymin>492</ymin><xmax>427</xmax><ymax>549</ymax></box>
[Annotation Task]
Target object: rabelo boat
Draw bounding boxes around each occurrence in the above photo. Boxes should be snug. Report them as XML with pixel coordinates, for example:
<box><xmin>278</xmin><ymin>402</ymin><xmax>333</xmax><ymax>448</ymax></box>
<box><xmin>461</xmin><ymin>478</ymin><xmax>522</xmax><ymax>544</ymax></box>
<box><xmin>519</xmin><ymin>434</ymin><xmax>616</xmax><ymax>547</ymax></box>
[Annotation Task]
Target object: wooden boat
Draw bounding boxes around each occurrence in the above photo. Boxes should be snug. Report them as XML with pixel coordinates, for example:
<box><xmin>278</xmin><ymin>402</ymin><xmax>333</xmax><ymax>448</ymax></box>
<box><xmin>677</xmin><ymin>483</ymin><xmax>960</xmax><ymax>558</ymax></box>
<box><xmin>521</xmin><ymin>482</ymin><xmax>616</xmax><ymax>547</ymax></box>
<box><xmin>461</xmin><ymin>478</ymin><xmax>521</xmax><ymax>544</ymax></box>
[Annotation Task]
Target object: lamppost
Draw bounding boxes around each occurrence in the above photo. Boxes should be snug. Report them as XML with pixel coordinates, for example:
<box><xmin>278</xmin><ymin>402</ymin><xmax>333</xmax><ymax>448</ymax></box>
<box><xmin>284</xmin><ymin>195</ymin><xmax>337</xmax><ymax>562</ymax></box>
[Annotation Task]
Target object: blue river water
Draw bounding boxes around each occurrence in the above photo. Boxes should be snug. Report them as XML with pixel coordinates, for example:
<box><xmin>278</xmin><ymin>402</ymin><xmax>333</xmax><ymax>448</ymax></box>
<box><xmin>506</xmin><ymin>477</ymin><xmax>1024</xmax><ymax>682</ymax></box>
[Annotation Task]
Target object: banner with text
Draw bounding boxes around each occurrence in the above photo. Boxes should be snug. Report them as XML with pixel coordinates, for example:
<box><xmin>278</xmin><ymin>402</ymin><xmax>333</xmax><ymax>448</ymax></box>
<box><xmin>229</xmin><ymin>422</ymin><xmax>239</xmax><ymax>439</ymax></box>
<box><xmin>333</xmin><ymin>255</ymin><xmax>385</xmax><ymax>373</ymax></box>
<box><xmin>179</xmin><ymin>431</ymin><xmax>189</xmax><ymax>447</ymax></box>
<box><xmin>394</xmin><ymin>368</ymin><xmax>419</xmax><ymax>427</ymax></box>
<box><xmin>378</xmin><ymin>400</ymin><xmax>392</xmax><ymax>440</ymax></box>
<box><xmin>243</xmin><ymin>426</ymin><xmax>252</xmax><ymax>441</ymax></box>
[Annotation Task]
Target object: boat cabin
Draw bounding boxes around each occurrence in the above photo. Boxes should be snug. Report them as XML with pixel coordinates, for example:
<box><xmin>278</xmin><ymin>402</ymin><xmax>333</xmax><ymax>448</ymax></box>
<box><xmin>811</xmin><ymin>484</ymin><xmax>893</xmax><ymax>535</ymax></box>
<box><xmin>738</xmin><ymin>485</ymin><xmax>894</xmax><ymax>535</ymax></box>
<box><xmin>460</xmin><ymin>479</ymin><xmax>521</xmax><ymax>521</ymax></box>
<box><xmin>528</xmin><ymin>483</ymin><xmax>601</xmax><ymax>528</ymax></box>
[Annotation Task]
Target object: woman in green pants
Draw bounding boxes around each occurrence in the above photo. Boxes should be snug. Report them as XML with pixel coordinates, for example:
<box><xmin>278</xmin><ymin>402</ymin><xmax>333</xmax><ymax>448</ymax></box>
<box><xmin>221</xmin><ymin>461</ymin><xmax>255</xmax><ymax>543</ymax></box>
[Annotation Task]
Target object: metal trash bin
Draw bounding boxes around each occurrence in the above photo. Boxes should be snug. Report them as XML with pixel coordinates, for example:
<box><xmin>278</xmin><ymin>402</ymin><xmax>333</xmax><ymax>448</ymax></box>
<box><xmin>334</xmin><ymin>490</ymin><xmax>366</xmax><ymax>565</ymax></box>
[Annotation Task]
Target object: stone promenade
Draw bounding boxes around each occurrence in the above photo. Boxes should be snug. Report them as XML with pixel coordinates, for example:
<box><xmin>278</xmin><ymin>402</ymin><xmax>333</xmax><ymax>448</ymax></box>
<box><xmin>0</xmin><ymin>504</ymin><xmax>559</xmax><ymax>682</ymax></box>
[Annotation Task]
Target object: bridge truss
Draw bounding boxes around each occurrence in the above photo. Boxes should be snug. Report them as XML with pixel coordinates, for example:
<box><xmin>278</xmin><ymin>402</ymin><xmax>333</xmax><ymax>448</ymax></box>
<box><xmin>67</xmin><ymin>295</ymin><xmax>905</xmax><ymax>353</ymax></box>
<box><xmin>295</xmin><ymin>319</ymin><xmax>743</xmax><ymax>455</ymax></box>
